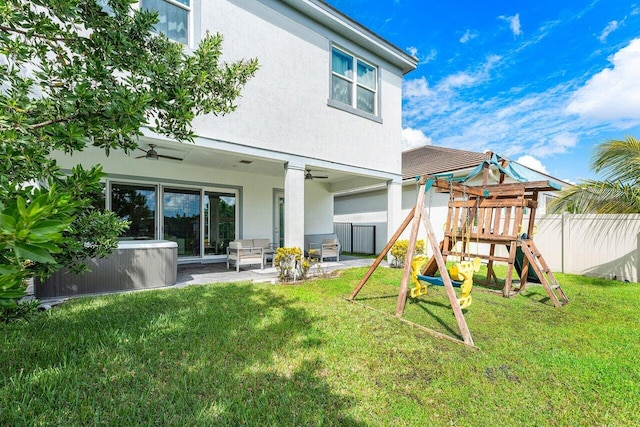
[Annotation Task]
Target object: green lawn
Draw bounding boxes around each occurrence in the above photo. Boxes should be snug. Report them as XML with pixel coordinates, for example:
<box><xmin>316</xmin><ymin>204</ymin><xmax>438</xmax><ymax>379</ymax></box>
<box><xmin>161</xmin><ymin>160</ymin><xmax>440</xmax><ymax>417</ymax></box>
<box><xmin>2</xmin><ymin>267</ymin><xmax>639</xmax><ymax>426</ymax></box>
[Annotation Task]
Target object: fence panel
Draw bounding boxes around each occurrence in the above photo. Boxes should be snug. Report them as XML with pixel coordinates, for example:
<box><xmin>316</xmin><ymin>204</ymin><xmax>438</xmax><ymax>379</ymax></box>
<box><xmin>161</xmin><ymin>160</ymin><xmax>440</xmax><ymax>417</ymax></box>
<box><xmin>536</xmin><ymin>214</ymin><xmax>640</xmax><ymax>283</ymax></box>
<box><xmin>334</xmin><ymin>223</ymin><xmax>376</xmax><ymax>255</ymax></box>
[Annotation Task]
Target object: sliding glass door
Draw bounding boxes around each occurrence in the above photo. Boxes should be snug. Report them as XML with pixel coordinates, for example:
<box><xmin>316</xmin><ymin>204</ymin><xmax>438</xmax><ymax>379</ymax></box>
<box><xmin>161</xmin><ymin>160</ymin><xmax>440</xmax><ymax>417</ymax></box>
<box><xmin>203</xmin><ymin>192</ymin><xmax>236</xmax><ymax>255</ymax></box>
<box><xmin>109</xmin><ymin>181</ymin><xmax>238</xmax><ymax>260</ymax></box>
<box><xmin>163</xmin><ymin>188</ymin><xmax>201</xmax><ymax>257</ymax></box>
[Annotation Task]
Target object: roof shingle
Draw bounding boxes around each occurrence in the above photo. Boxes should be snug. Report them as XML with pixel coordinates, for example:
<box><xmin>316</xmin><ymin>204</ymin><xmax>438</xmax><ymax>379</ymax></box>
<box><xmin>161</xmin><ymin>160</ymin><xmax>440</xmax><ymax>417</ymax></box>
<box><xmin>402</xmin><ymin>145</ymin><xmax>487</xmax><ymax>180</ymax></box>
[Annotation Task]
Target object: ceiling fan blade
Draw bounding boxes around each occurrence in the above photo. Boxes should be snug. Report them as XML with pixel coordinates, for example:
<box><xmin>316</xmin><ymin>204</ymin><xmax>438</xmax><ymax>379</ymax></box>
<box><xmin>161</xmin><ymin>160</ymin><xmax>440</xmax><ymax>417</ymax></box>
<box><xmin>157</xmin><ymin>154</ymin><xmax>183</xmax><ymax>161</ymax></box>
<box><xmin>314</xmin><ymin>175</ymin><xmax>329</xmax><ymax>179</ymax></box>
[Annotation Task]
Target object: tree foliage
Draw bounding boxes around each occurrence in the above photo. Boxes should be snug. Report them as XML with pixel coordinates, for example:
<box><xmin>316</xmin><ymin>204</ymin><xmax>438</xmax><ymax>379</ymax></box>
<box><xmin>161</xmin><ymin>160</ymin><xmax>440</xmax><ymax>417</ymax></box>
<box><xmin>0</xmin><ymin>0</ymin><xmax>258</xmax><ymax>308</ymax></box>
<box><xmin>548</xmin><ymin>136</ymin><xmax>640</xmax><ymax>214</ymax></box>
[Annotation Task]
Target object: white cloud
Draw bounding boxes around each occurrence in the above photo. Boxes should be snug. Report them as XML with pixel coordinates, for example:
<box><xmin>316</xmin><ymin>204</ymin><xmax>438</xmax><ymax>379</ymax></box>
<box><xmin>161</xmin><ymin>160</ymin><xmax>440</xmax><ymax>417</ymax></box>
<box><xmin>515</xmin><ymin>155</ymin><xmax>549</xmax><ymax>174</ymax></box>
<box><xmin>402</xmin><ymin>68</ymin><xmax>583</xmax><ymax>161</ymax></box>
<box><xmin>421</xmin><ymin>49</ymin><xmax>437</xmax><ymax>63</ymax></box>
<box><xmin>460</xmin><ymin>29</ymin><xmax>477</xmax><ymax>44</ymax></box>
<box><xmin>529</xmin><ymin>133</ymin><xmax>578</xmax><ymax>158</ymax></box>
<box><xmin>403</xmin><ymin>77</ymin><xmax>433</xmax><ymax>99</ymax></box>
<box><xmin>402</xmin><ymin>128</ymin><xmax>432</xmax><ymax>149</ymax></box>
<box><xmin>406</xmin><ymin>47</ymin><xmax>437</xmax><ymax>64</ymax></box>
<box><xmin>566</xmin><ymin>38</ymin><xmax>640</xmax><ymax>127</ymax></box>
<box><xmin>499</xmin><ymin>13</ymin><xmax>522</xmax><ymax>37</ymax></box>
<box><xmin>441</xmin><ymin>72</ymin><xmax>479</xmax><ymax>89</ymax></box>
<box><xmin>598</xmin><ymin>20</ymin><xmax>619</xmax><ymax>42</ymax></box>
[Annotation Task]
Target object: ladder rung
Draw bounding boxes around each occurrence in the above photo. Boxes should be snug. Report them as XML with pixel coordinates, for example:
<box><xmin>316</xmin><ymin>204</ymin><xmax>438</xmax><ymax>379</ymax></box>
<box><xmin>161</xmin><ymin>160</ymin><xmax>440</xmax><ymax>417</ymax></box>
<box><xmin>550</xmin><ymin>284</ymin><xmax>560</xmax><ymax>289</ymax></box>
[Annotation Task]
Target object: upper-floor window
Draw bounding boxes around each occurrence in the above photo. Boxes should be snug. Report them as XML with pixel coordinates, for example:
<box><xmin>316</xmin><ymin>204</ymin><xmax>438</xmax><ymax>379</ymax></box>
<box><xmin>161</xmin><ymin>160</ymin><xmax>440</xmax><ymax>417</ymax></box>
<box><xmin>331</xmin><ymin>46</ymin><xmax>378</xmax><ymax>115</ymax></box>
<box><xmin>141</xmin><ymin>0</ymin><xmax>190</xmax><ymax>44</ymax></box>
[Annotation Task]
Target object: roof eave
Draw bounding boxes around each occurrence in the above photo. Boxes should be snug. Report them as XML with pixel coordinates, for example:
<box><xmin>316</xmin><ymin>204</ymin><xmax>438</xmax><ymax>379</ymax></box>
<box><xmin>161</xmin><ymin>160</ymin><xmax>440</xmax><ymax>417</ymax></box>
<box><xmin>282</xmin><ymin>0</ymin><xmax>418</xmax><ymax>74</ymax></box>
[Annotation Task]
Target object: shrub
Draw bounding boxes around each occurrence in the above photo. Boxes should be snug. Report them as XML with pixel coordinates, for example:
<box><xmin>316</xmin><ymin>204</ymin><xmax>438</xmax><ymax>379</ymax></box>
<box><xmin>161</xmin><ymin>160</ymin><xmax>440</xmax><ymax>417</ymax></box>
<box><xmin>0</xmin><ymin>299</ymin><xmax>40</xmax><ymax>323</ymax></box>
<box><xmin>274</xmin><ymin>247</ymin><xmax>316</xmax><ymax>282</ymax></box>
<box><xmin>390</xmin><ymin>239</ymin><xmax>426</xmax><ymax>267</ymax></box>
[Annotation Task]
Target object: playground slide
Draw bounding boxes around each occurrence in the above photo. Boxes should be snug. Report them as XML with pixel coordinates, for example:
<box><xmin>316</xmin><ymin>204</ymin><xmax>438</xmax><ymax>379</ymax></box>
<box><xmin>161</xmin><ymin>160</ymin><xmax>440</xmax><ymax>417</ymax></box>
<box><xmin>512</xmin><ymin>246</ymin><xmax>541</xmax><ymax>283</ymax></box>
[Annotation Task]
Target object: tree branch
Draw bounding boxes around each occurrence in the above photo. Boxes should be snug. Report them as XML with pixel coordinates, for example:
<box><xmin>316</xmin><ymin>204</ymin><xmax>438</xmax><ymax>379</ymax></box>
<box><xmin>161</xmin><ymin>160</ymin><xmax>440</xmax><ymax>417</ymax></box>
<box><xmin>30</xmin><ymin>113</ymin><xmax>80</xmax><ymax>130</ymax></box>
<box><xmin>0</xmin><ymin>24</ymin><xmax>76</xmax><ymax>43</ymax></box>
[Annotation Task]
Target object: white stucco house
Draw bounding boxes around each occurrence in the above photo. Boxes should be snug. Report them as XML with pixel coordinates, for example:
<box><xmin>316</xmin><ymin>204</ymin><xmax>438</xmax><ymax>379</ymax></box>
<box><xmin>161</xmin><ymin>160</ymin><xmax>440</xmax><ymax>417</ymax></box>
<box><xmin>334</xmin><ymin>145</ymin><xmax>570</xmax><ymax>255</ymax></box>
<box><xmin>51</xmin><ymin>0</ymin><xmax>418</xmax><ymax>263</ymax></box>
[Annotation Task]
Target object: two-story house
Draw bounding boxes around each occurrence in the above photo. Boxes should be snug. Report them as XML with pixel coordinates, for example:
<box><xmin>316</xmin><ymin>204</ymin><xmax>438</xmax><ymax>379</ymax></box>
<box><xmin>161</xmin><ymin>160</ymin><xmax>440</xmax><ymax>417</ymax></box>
<box><xmin>51</xmin><ymin>0</ymin><xmax>418</xmax><ymax>263</ymax></box>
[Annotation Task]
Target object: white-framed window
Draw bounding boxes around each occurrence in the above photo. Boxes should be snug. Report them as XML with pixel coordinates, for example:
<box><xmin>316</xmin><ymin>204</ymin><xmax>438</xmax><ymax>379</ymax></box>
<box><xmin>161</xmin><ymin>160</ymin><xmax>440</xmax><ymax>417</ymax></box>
<box><xmin>141</xmin><ymin>0</ymin><xmax>190</xmax><ymax>44</ymax></box>
<box><xmin>331</xmin><ymin>46</ymin><xmax>378</xmax><ymax>115</ymax></box>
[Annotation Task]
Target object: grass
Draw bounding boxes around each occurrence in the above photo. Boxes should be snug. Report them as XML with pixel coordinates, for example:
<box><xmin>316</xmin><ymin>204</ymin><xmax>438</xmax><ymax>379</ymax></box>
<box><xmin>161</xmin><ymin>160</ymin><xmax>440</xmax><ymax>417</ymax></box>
<box><xmin>1</xmin><ymin>266</ymin><xmax>639</xmax><ymax>426</ymax></box>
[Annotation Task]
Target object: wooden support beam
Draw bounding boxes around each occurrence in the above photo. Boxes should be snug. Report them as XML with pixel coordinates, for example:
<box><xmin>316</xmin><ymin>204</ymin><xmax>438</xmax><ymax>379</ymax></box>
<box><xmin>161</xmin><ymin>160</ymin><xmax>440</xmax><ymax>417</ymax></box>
<box><xmin>395</xmin><ymin>183</ymin><xmax>426</xmax><ymax>316</ymax></box>
<box><xmin>504</xmin><ymin>242</ymin><xmax>518</xmax><ymax>297</ymax></box>
<box><xmin>348</xmin><ymin>206</ymin><xmax>416</xmax><ymax>300</ymax></box>
<box><xmin>419</xmin><ymin>205</ymin><xmax>474</xmax><ymax>347</ymax></box>
<box><xmin>344</xmin><ymin>297</ymin><xmax>479</xmax><ymax>350</ymax></box>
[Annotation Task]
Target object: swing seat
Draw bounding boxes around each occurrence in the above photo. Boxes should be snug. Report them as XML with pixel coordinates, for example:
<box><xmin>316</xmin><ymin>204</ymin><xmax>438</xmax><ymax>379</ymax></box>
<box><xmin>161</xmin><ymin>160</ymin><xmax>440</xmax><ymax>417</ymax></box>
<box><xmin>411</xmin><ymin>256</ymin><xmax>477</xmax><ymax>309</ymax></box>
<box><xmin>416</xmin><ymin>274</ymin><xmax>462</xmax><ymax>287</ymax></box>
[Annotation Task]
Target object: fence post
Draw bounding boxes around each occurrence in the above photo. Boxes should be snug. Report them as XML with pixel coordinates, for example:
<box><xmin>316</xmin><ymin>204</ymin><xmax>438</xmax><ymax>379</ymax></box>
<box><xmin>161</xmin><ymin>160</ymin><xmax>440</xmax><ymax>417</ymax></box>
<box><xmin>350</xmin><ymin>223</ymin><xmax>354</xmax><ymax>254</ymax></box>
<box><xmin>372</xmin><ymin>225</ymin><xmax>376</xmax><ymax>254</ymax></box>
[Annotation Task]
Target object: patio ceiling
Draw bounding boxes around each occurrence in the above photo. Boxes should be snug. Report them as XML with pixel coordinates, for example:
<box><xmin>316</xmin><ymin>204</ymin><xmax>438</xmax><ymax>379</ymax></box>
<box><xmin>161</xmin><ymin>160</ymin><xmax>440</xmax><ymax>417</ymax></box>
<box><xmin>134</xmin><ymin>138</ymin><xmax>386</xmax><ymax>192</ymax></box>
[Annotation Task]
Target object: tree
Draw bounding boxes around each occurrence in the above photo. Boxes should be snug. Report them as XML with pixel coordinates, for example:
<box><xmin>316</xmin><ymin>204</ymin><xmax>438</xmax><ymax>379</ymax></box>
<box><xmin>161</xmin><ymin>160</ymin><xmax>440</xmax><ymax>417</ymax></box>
<box><xmin>0</xmin><ymin>0</ymin><xmax>258</xmax><ymax>308</ymax></box>
<box><xmin>548</xmin><ymin>136</ymin><xmax>640</xmax><ymax>214</ymax></box>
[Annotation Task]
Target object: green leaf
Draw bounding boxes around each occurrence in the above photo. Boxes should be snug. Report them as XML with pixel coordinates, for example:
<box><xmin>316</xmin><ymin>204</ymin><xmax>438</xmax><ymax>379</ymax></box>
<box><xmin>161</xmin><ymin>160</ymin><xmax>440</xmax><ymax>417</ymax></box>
<box><xmin>0</xmin><ymin>214</ymin><xmax>17</xmax><ymax>231</ymax></box>
<box><xmin>29</xmin><ymin>220</ymin><xmax>69</xmax><ymax>235</ymax></box>
<box><xmin>0</xmin><ymin>288</ymin><xmax>27</xmax><ymax>298</ymax></box>
<box><xmin>0</xmin><ymin>265</ymin><xmax>21</xmax><ymax>275</ymax></box>
<box><xmin>0</xmin><ymin>298</ymin><xmax>18</xmax><ymax>309</ymax></box>
<box><xmin>16</xmin><ymin>196</ymin><xmax>27</xmax><ymax>217</ymax></box>
<box><xmin>14</xmin><ymin>242</ymin><xmax>57</xmax><ymax>263</ymax></box>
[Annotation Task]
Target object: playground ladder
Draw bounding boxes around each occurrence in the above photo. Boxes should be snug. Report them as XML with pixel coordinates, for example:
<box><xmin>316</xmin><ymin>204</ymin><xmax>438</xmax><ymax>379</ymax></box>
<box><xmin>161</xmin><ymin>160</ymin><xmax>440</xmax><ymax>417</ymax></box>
<box><xmin>520</xmin><ymin>240</ymin><xmax>569</xmax><ymax>307</ymax></box>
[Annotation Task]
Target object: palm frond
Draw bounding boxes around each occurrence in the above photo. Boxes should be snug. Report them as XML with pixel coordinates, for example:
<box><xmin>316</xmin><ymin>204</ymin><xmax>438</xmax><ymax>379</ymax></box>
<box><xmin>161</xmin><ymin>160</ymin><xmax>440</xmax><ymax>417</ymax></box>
<box><xmin>591</xmin><ymin>136</ymin><xmax>640</xmax><ymax>185</ymax></box>
<box><xmin>548</xmin><ymin>180</ymin><xmax>640</xmax><ymax>214</ymax></box>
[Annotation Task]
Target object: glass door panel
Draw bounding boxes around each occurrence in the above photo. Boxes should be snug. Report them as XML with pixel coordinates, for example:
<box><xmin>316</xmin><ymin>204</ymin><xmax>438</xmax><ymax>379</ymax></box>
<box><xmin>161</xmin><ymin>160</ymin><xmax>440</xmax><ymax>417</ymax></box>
<box><xmin>163</xmin><ymin>188</ymin><xmax>201</xmax><ymax>257</ymax></box>
<box><xmin>203</xmin><ymin>191</ymin><xmax>236</xmax><ymax>255</ymax></box>
<box><xmin>111</xmin><ymin>183</ymin><xmax>157</xmax><ymax>240</ymax></box>
<box><xmin>274</xmin><ymin>191</ymin><xmax>284</xmax><ymax>248</ymax></box>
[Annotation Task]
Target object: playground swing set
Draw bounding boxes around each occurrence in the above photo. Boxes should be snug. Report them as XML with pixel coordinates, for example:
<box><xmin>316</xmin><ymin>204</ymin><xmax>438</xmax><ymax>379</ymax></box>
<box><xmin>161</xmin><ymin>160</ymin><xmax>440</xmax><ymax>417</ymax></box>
<box><xmin>348</xmin><ymin>155</ymin><xmax>569</xmax><ymax>348</ymax></box>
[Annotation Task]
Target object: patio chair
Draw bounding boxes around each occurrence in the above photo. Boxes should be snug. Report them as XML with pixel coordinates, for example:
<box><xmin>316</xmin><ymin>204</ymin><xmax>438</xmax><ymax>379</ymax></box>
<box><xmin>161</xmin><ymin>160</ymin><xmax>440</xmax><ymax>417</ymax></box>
<box><xmin>226</xmin><ymin>240</ymin><xmax>265</xmax><ymax>272</ymax></box>
<box><xmin>309</xmin><ymin>238</ymin><xmax>340</xmax><ymax>262</ymax></box>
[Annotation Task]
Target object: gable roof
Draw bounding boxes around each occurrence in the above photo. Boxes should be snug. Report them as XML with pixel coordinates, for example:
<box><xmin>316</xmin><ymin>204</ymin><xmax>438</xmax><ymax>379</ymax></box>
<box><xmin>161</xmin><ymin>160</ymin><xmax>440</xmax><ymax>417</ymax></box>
<box><xmin>402</xmin><ymin>145</ymin><xmax>487</xmax><ymax>180</ymax></box>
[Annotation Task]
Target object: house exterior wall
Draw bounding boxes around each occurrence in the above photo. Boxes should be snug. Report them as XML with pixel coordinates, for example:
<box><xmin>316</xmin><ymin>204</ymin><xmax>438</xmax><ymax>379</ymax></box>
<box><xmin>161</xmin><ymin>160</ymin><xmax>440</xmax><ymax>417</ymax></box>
<box><xmin>193</xmin><ymin>0</ymin><xmax>405</xmax><ymax>175</ymax></box>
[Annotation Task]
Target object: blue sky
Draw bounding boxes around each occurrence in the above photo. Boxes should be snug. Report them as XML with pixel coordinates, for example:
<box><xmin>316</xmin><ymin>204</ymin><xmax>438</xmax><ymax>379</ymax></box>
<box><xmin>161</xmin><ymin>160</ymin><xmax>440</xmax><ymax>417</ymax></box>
<box><xmin>324</xmin><ymin>0</ymin><xmax>640</xmax><ymax>183</ymax></box>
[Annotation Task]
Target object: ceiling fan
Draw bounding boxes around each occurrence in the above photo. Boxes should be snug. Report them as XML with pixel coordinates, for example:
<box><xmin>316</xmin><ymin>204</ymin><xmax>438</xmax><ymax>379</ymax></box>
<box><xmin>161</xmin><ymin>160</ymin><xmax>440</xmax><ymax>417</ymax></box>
<box><xmin>305</xmin><ymin>169</ymin><xmax>328</xmax><ymax>180</ymax></box>
<box><xmin>136</xmin><ymin>144</ymin><xmax>183</xmax><ymax>161</ymax></box>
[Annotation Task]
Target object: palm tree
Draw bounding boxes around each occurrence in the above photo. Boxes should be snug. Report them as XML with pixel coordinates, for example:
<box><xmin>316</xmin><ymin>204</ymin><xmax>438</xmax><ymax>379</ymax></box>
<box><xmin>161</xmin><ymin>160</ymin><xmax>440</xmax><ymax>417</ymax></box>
<box><xmin>548</xmin><ymin>136</ymin><xmax>640</xmax><ymax>213</ymax></box>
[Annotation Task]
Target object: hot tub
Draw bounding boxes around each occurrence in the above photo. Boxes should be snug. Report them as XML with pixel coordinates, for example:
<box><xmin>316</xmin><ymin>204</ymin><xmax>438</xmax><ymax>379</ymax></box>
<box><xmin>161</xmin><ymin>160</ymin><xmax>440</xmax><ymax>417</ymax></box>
<box><xmin>35</xmin><ymin>240</ymin><xmax>178</xmax><ymax>298</ymax></box>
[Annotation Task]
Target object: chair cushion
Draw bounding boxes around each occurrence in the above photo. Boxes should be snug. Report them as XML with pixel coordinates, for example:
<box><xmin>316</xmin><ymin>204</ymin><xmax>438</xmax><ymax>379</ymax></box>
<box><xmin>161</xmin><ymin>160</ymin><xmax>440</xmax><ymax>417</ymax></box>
<box><xmin>253</xmin><ymin>239</ymin><xmax>271</xmax><ymax>249</ymax></box>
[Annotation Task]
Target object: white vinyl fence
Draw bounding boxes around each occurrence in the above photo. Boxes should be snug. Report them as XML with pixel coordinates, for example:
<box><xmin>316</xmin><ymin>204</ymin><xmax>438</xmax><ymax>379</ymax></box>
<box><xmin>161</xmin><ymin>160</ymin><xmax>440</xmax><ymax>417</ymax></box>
<box><xmin>535</xmin><ymin>214</ymin><xmax>640</xmax><ymax>283</ymax></box>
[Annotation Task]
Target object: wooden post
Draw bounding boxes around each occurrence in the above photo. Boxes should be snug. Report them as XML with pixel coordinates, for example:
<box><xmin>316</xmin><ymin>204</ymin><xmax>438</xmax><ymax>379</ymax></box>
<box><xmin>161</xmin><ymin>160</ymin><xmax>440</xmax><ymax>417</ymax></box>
<box><xmin>395</xmin><ymin>181</ymin><xmax>427</xmax><ymax>316</ymax></box>
<box><xmin>504</xmin><ymin>242</ymin><xmax>517</xmax><ymax>296</ymax></box>
<box><xmin>348</xmin><ymin>206</ymin><xmax>416</xmax><ymax>300</ymax></box>
<box><xmin>419</xmin><ymin>205</ymin><xmax>474</xmax><ymax>347</ymax></box>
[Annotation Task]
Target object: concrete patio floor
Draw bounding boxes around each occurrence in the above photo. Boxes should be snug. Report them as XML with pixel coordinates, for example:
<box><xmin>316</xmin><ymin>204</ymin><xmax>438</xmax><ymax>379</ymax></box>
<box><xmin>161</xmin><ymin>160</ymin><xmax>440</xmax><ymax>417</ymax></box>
<box><xmin>176</xmin><ymin>255</ymin><xmax>381</xmax><ymax>287</ymax></box>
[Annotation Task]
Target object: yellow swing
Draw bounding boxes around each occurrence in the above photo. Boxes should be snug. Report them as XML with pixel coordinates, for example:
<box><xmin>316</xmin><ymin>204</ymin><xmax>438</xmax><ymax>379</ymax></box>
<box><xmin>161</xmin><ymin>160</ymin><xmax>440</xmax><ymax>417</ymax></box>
<box><xmin>409</xmin><ymin>191</ymin><xmax>480</xmax><ymax>309</ymax></box>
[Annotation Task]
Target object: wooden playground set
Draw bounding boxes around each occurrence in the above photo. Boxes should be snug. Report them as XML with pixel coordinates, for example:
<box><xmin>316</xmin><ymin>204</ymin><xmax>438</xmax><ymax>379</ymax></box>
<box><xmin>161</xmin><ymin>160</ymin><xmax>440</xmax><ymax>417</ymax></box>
<box><xmin>348</xmin><ymin>158</ymin><xmax>569</xmax><ymax>348</ymax></box>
